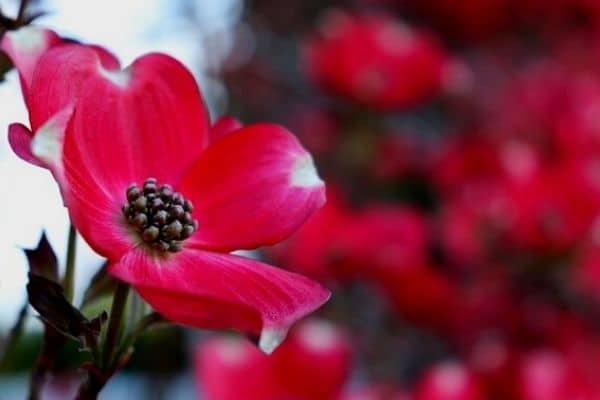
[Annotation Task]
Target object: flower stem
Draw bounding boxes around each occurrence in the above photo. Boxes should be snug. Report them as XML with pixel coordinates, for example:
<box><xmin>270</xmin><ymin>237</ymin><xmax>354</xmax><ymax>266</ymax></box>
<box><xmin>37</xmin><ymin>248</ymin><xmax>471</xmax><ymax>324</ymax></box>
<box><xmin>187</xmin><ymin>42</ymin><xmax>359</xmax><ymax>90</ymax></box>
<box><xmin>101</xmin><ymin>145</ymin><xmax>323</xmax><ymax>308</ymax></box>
<box><xmin>76</xmin><ymin>282</ymin><xmax>131</xmax><ymax>400</ymax></box>
<box><xmin>16</xmin><ymin>0</ymin><xmax>28</xmax><ymax>23</ymax></box>
<box><xmin>115</xmin><ymin>312</ymin><xmax>164</xmax><ymax>363</ymax></box>
<box><xmin>0</xmin><ymin>301</ymin><xmax>27</xmax><ymax>370</ymax></box>
<box><xmin>63</xmin><ymin>224</ymin><xmax>77</xmax><ymax>303</ymax></box>
<box><xmin>27</xmin><ymin>325</ymin><xmax>64</xmax><ymax>400</ymax></box>
<box><xmin>74</xmin><ymin>372</ymin><xmax>105</xmax><ymax>400</ymax></box>
<box><xmin>102</xmin><ymin>282</ymin><xmax>130</xmax><ymax>369</ymax></box>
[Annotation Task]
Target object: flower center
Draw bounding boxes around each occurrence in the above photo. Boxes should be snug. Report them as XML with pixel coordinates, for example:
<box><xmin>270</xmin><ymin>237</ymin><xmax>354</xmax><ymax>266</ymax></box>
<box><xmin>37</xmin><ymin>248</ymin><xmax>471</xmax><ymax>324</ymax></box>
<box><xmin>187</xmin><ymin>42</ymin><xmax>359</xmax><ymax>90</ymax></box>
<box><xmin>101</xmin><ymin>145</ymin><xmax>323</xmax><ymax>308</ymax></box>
<box><xmin>122</xmin><ymin>177</ymin><xmax>198</xmax><ymax>253</ymax></box>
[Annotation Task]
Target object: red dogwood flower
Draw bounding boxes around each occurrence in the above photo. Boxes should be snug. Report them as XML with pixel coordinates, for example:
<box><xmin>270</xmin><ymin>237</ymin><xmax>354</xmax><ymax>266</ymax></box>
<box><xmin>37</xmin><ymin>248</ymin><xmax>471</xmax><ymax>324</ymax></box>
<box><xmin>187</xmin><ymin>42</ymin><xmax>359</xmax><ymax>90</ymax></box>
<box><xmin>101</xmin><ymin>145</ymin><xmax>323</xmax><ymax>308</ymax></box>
<box><xmin>195</xmin><ymin>319</ymin><xmax>351</xmax><ymax>400</ymax></box>
<box><xmin>302</xmin><ymin>10</ymin><xmax>455</xmax><ymax>111</ymax></box>
<box><xmin>19</xmin><ymin>43</ymin><xmax>329</xmax><ymax>353</ymax></box>
<box><xmin>340</xmin><ymin>385</ymin><xmax>411</xmax><ymax>400</ymax></box>
<box><xmin>519</xmin><ymin>350</ymin><xmax>592</xmax><ymax>400</ymax></box>
<box><xmin>415</xmin><ymin>361</ymin><xmax>484</xmax><ymax>400</ymax></box>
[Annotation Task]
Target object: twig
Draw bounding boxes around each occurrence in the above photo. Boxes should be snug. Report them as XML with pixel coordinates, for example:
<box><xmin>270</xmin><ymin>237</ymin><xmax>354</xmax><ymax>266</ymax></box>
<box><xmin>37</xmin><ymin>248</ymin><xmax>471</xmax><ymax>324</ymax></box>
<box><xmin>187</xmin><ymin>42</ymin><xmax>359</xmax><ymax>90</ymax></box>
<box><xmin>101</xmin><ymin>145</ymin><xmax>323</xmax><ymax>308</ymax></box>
<box><xmin>16</xmin><ymin>0</ymin><xmax>29</xmax><ymax>24</ymax></box>
<box><xmin>27</xmin><ymin>324</ymin><xmax>65</xmax><ymax>400</ymax></box>
<box><xmin>63</xmin><ymin>225</ymin><xmax>78</xmax><ymax>303</ymax></box>
<box><xmin>102</xmin><ymin>282</ymin><xmax>130</xmax><ymax>369</ymax></box>
<box><xmin>0</xmin><ymin>302</ymin><xmax>27</xmax><ymax>370</ymax></box>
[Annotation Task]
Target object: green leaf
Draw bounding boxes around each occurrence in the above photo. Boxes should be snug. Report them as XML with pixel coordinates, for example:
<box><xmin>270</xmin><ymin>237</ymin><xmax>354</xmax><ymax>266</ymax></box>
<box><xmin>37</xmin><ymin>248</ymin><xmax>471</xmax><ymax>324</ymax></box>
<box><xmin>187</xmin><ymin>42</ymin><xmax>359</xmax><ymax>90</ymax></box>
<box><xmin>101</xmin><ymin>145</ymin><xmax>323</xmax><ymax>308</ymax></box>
<box><xmin>81</xmin><ymin>262</ymin><xmax>118</xmax><ymax>309</ymax></box>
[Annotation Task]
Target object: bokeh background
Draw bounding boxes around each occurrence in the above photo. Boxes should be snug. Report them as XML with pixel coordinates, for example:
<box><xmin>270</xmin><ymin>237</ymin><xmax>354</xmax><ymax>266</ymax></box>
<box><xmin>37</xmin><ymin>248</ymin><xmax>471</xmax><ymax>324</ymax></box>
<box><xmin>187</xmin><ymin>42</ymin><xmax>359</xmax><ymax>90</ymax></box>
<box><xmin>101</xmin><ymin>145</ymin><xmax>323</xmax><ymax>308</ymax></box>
<box><xmin>4</xmin><ymin>0</ymin><xmax>600</xmax><ymax>399</ymax></box>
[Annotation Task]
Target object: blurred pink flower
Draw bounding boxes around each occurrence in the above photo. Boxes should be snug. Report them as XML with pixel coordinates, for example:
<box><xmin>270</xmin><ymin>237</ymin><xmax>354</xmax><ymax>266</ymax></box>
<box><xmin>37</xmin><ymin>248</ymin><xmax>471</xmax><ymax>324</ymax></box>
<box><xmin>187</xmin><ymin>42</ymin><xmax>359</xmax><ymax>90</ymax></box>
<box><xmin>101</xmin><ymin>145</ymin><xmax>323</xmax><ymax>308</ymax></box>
<box><xmin>415</xmin><ymin>361</ymin><xmax>483</xmax><ymax>400</ymax></box>
<box><xmin>195</xmin><ymin>319</ymin><xmax>352</xmax><ymax>400</ymax></box>
<box><xmin>302</xmin><ymin>11</ymin><xmax>452</xmax><ymax>111</ymax></box>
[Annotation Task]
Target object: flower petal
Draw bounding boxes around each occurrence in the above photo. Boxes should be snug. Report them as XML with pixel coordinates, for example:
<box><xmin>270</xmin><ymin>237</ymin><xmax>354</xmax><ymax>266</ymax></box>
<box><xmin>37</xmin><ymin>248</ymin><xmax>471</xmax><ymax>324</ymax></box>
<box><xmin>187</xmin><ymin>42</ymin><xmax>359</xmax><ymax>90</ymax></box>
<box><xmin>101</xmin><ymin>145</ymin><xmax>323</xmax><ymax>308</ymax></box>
<box><xmin>62</xmin><ymin>114</ymin><xmax>134</xmax><ymax>259</ymax></box>
<box><xmin>62</xmin><ymin>134</ymin><xmax>133</xmax><ymax>260</ymax></box>
<box><xmin>87</xmin><ymin>45</ymin><xmax>120</xmax><ymax>71</ymax></box>
<box><xmin>0</xmin><ymin>26</ymin><xmax>61</xmax><ymax>102</ymax></box>
<box><xmin>30</xmin><ymin>105</ymin><xmax>74</xmax><ymax>191</ymax></box>
<box><xmin>7</xmin><ymin>123</ymin><xmax>44</xmax><ymax>167</ymax></box>
<box><xmin>62</xmin><ymin>51</ymin><xmax>210</xmax><ymax>190</ymax></box>
<box><xmin>210</xmin><ymin>115</ymin><xmax>243</xmax><ymax>143</ymax></box>
<box><xmin>195</xmin><ymin>337</ymin><xmax>280</xmax><ymax>400</ymax></box>
<box><xmin>109</xmin><ymin>248</ymin><xmax>331</xmax><ymax>353</ymax></box>
<box><xmin>179</xmin><ymin>123</ymin><xmax>326</xmax><ymax>252</ymax></box>
<box><xmin>4</xmin><ymin>44</ymin><xmax>120</xmax><ymax>188</ymax></box>
<box><xmin>61</xmin><ymin>51</ymin><xmax>210</xmax><ymax>259</ymax></box>
<box><xmin>28</xmin><ymin>44</ymin><xmax>118</xmax><ymax>131</ymax></box>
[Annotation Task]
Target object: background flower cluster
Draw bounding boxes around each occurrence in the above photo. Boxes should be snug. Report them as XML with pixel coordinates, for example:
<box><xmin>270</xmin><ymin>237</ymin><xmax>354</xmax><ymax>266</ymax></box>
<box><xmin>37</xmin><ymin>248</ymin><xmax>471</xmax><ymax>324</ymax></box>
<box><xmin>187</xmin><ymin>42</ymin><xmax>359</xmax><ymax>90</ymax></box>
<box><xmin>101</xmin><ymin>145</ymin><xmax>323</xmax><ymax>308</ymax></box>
<box><xmin>3</xmin><ymin>0</ymin><xmax>600</xmax><ymax>399</ymax></box>
<box><xmin>214</xmin><ymin>0</ymin><xmax>600</xmax><ymax>399</ymax></box>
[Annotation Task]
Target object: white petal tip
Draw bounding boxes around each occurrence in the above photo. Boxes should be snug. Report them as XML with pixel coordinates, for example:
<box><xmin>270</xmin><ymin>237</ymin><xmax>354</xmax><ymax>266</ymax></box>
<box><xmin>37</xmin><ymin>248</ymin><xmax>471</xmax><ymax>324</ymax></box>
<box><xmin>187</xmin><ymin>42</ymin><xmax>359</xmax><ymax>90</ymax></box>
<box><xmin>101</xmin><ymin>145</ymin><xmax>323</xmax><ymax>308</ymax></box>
<box><xmin>258</xmin><ymin>326</ymin><xmax>289</xmax><ymax>354</ymax></box>
<box><xmin>100</xmin><ymin>65</ymin><xmax>131</xmax><ymax>87</ymax></box>
<box><xmin>290</xmin><ymin>153</ymin><xmax>323</xmax><ymax>188</ymax></box>
<box><xmin>3</xmin><ymin>26</ymin><xmax>46</xmax><ymax>52</ymax></box>
<box><xmin>31</xmin><ymin>106</ymin><xmax>73</xmax><ymax>168</ymax></box>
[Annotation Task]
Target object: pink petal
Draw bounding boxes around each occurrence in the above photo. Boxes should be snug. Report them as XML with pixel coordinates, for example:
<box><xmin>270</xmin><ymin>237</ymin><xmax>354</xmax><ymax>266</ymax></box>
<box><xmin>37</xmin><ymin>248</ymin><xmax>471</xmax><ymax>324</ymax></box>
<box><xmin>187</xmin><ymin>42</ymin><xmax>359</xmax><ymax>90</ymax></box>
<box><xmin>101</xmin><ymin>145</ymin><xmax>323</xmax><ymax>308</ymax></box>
<box><xmin>87</xmin><ymin>45</ymin><xmax>120</xmax><ymax>71</ymax></box>
<box><xmin>61</xmin><ymin>51</ymin><xmax>210</xmax><ymax>258</ymax></box>
<box><xmin>62</xmin><ymin>50</ymin><xmax>210</xmax><ymax>191</ymax></box>
<box><xmin>195</xmin><ymin>337</ymin><xmax>278</xmax><ymax>400</ymax></box>
<box><xmin>179</xmin><ymin>123</ymin><xmax>326</xmax><ymax>252</ymax></box>
<box><xmin>415</xmin><ymin>361</ymin><xmax>484</xmax><ymax>400</ymax></box>
<box><xmin>1</xmin><ymin>27</ymin><xmax>118</xmax><ymax>125</ymax></box>
<box><xmin>109</xmin><ymin>248</ymin><xmax>331</xmax><ymax>353</ymax></box>
<box><xmin>341</xmin><ymin>385</ymin><xmax>411</xmax><ymax>400</ymax></box>
<box><xmin>270</xmin><ymin>319</ymin><xmax>352</xmax><ymax>400</ymax></box>
<box><xmin>22</xmin><ymin>45</ymin><xmax>117</xmax><ymax>194</ymax></box>
<box><xmin>195</xmin><ymin>320</ymin><xmax>351</xmax><ymax>400</ymax></box>
<box><xmin>210</xmin><ymin>116</ymin><xmax>243</xmax><ymax>143</ymax></box>
<box><xmin>0</xmin><ymin>26</ymin><xmax>61</xmax><ymax>102</ymax></box>
<box><xmin>30</xmin><ymin>105</ymin><xmax>74</xmax><ymax>191</ymax></box>
<box><xmin>4</xmin><ymin>44</ymin><xmax>119</xmax><ymax>185</ymax></box>
<box><xmin>7</xmin><ymin>45</ymin><xmax>112</xmax><ymax>189</ymax></box>
<box><xmin>28</xmin><ymin>45</ymin><xmax>118</xmax><ymax>131</ymax></box>
<box><xmin>7</xmin><ymin>123</ymin><xmax>44</xmax><ymax>167</ymax></box>
<box><xmin>63</xmin><ymin>123</ymin><xmax>134</xmax><ymax>259</ymax></box>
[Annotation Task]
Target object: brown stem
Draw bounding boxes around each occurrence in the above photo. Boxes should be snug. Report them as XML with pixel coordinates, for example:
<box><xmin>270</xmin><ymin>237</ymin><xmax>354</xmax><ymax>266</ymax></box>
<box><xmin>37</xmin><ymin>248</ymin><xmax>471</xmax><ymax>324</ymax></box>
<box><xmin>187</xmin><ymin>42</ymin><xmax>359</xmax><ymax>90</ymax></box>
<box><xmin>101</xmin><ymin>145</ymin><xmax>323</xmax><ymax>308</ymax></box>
<box><xmin>63</xmin><ymin>224</ymin><xmax>77</xmax><ymax>303</ymax></box>
<box><xmin>0</xmin><ymin>301</ymin><xmax>27</xmax><ymax>370</ymax></box>
<box><xmin>102</xmin><ymin>282</ymin><xmax>130</xmax><ymax>369</ymax></box>
<box><xmin>74</xmin><ymin>371</ymin><xmax>106</xmax><ymax>400</ymax></box>
<box><xmin>16</xmin><ymin>0</ymin><xmax>29</xmax><ymax>24</ymax></box>
<box><xmin>75</xmin><ymin>282</ymin><xmax>130</xmax><ymax>399</ymax></box>
<box><xmin>27</xmin><ymin>325</ymin><xmax>64</xmax><ymax>400</ymax></box>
